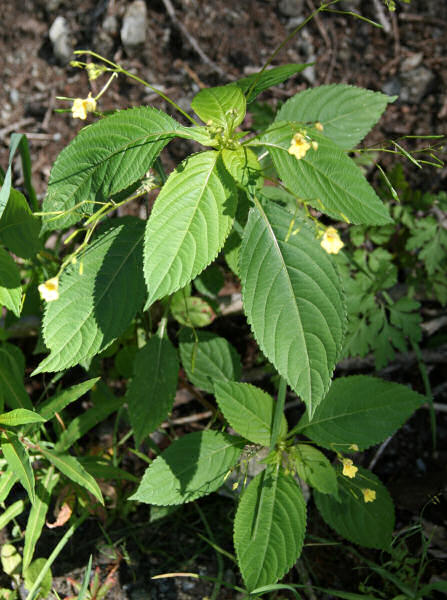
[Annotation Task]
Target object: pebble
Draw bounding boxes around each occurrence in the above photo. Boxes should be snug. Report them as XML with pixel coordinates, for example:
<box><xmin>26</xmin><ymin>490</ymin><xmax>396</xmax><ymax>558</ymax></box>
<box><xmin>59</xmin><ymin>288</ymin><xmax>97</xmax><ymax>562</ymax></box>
<box><xmin>121</xmin><ymin>0</ymin><xmax>147</xmax><ymax>55</ymax></box>
<box><xmin>278</xmin><ymin>0</ymin><xmax>305</xmax><ymax>18</ymax></box>
<box><xmin>49</xmin><ymin>16</ymin><xmax>73</xmax><ymax>65</ymax></box>
<box><xmin>401</xmin><ymin>52</ymin><xmax>423</xmax><ymax>72</ymax></box>
<box><xmin>399</xmin><ymin>66</ymin><xmax>435</xmax><ymax>104</ymax></box>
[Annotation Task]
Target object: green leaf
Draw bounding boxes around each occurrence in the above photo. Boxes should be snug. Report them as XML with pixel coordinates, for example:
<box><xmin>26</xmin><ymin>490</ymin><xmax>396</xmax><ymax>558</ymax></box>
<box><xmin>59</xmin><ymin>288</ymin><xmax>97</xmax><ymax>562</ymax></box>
<box><xmin>0</xmin><ymin>431</ymin><xmax>35</xmax><ymax>503</ymax></box>
<box><xmin>126</xmin><ymin>334</ymin><xmax>179</xmax><ymax>446</ymax></box>
<box><xmin>0</xmin><ymin>500</ymin><xmax>26</xmax><ymax>531</ymax></box>
<box><xmin>130</xmin><ymin>431</ymin><xmax>244</xmax><ymax>505</ymax></box>
<box><xmin>0</xmin><ymin>409</ymin><xmax>46</xmax><ymax>427</ymax></box>
<box><xmin>39</xmin><ymin>447</ymin><xmax>104</xmax><ymax>505</ymax></box>
<box><xmin>0</xmin><ymin>189</ymin><xmax>42</xmax><ymax>259</ymax></box>
<box><xmin>297</xmin><ymin>376</ymin><xmax>424</xmax><ymax>450</ymax></box>
<box><xmin>171</xmin><ymin>294</ymin><xmax>215</xmax><ymax>327</ymax></box>
<box><xmin>144</xmin><ymin>151</ymin><xmax>237</xmax><ymax>307</ymax></box>
<box><xmin>194</xmin><ymin>264</ymin><xmax>224</xmax><ymax>298</ymax></box>
<box><xmin>41</xmin><ymin>107</ymin><xmax>180</xmax><ymax>231</ymax></box>
<box><xmin>34</xmin><ymin>217</ymin><xmax>146</xmax><ymax>373</ymax></box>
<box><xmin>0</xmin><ymin>134</ymin><xmax>24</xmax><ymax>218</ymax></box>
<box><xmin>222</xmin><ymin>147</ymin><xmax>263</xmax><ymax>196</ymax></box>
<box><xmin>77</xmin><ymin>457</ymin><xmax>139</xmax><ymax>482</ymax></box>
<box><xmin>258</xmin><ymin>123</ymin><xmax>392</xmax><ymax>225</ymax></box>
<box><xmin>0</xmin><ymin>470</ymin><xmax>17</xmax><ymax>503</ymax></box>
<box><xmin>293</xmin><ymin>444</ymin><xmax>338</xmax><ymax>498</ymax></box>
<box><xmin>0</xmin><ymin>248</ymin><xmax>21</xmax><ymax>317</ymax></box>
<box><xmin>235</xmin><ymin>64</ymin><xmax>311</xmax><ymax>104</ymax></box>
<box><xmin>179</xmin><ymin>329</ymin><xmax>242</xmax><ymax>393</ymax></box>
<box><xmin>55</xmin><ymin>385</ymin><xmax>123</xmax><ymax>453</ymax></box>
<box><xmin>0</xmin><ymin>343</ymin><xmax>32</xmax><ymax>410</ymax></box>
<box><xmin>240</xmin><ymin>202</ymin><xmax>346</xmax><ymax>416</ymax></box>
<box><xmin>191</xmin><ymin>85</ymin><xmax>246</xmax><ymax>131</ymax></box>
<box><xmin>214</xmin><ymin>381</ymin><xmax>287</xmax><ymax>446</ymax></box>
<box><xmin>24</xmin><ymin>558</ymin><xmax>52</xmax><ymax>600</ymax></box>
<box><xmin>234</xmin><ymin>468</ymin><xmax>306</xmax><ymax>591</ymax></box>
<box><xmin>23</xmin><ymin>468</ymin><xmax>59</xmax><ymax>571</ymax></box>
<box><xmin>276</xmin><ymin>84</ymin><xmax>395</xmax><ymax>150</ymax></box>
<box><xmin>314</xmin><ymin>466</ymin><xmax>394</xmax><ymax>549</ymax></box>
<box><xmin>38</xmin><ymin>378</ymin><xmax>100</xmax><ymax>422</ymax></box>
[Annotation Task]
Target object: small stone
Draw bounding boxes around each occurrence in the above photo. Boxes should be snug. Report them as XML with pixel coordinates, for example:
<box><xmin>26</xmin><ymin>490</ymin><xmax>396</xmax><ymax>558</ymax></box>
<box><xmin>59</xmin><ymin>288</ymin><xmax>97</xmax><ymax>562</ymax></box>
<box><xmin>49</xmin><ymin>16</ymin><xmax>73</xmax><ymax>65</ymax></box>
<box><xmin>103</xmin><ymin>14</ymin><xmax>119</xmax><ymax>36</ymax></box>
<box><xmin>121</xmin><ymin>0</ymin><xmax>147</xmax><ymax>54</ymax></box>
<box><xmin>401</xmin><ymin>52</ymin><xmax>423</xmax><ymax>72</ymax></box>
<box><xmin>278</xmin><ymin>0</ymin><xmax>305</xmax><ymax>18</ymax></box>
<box><xmin>399</xmin><ymin>66</ymin><xmax>435</xmax><ymax>104</ymax></box>
<box><xmin>382</xmin><ymin>76</ymin><xmax>401</xmax><ymax>98</ymax></box>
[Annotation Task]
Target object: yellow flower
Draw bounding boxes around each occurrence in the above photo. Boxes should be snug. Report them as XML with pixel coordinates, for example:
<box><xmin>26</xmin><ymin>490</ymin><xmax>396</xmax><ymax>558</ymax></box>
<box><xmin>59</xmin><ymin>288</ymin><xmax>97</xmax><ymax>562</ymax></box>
<box><xmin>342</xmin><ymin>458</ymin><xmax>358</xmax><ymax>479</ymax></box>
<box><xmin>71</xmin><ymin>93</ymin><xmax>97</xmax><ymax>120</ymax></box>
<box><xmin>311</xmin><ymin>141</ymin><xmax>319</xmax><ymax>151</ymax></box>
<box><xmin>315</xmin><ymin>121</ymin><xmax>324</xmax><ymax>131</ymax></box>
<box><xmin>349</xmin><ymin>444</ymin><xmax>359</xmax><ymax>452</ymax></box>
<box><xmin>362</xmin><ymin>488</ymin><xmax>376</xmax><ymax>503</ymax></box>
<box><xmin>320</xmin><ymin>226</ymin><xmax>344</xmax><ymax>255</ymax></box>
<box><xmin>38</xmin><ymin>277</ymin><xmax>59</xmax><ymax>302</ymax></box>
<box><xmin>288</xmin><ymin>132</ymin><xmax>311</xmax><ymax>160</ymax></box>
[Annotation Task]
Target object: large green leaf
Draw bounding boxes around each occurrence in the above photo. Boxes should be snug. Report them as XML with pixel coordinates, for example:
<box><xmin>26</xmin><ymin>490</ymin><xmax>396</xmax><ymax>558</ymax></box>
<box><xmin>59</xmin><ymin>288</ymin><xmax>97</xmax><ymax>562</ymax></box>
<box><xmin>144</xmin><ymin>151</ymin><xmax>237</xmax><ymax>307</ymax></box>
<box><xmin>240</xmin><ymin>202</ymin><xmax>345</xmax><ymax>416</ymax></box>
<box><xmin>0</xmin><ymin>431</ymin><xmax>35</xmax><ymax>503</ymax></box>
<box><xmin>191</xmin><ymin>85</ymin><xmax>246</xmax><ymax>131</ymax></box>
<box><xmin>39</xmin><ymin>447</ymin><xmax>103</xmax><ymax>505</ymax></box>
<box><xmin>34</xmin><ymin>217</ymin><xmax>145</xmax><ymax>373</ymax></box>
<box><xmin>130</xmin><ymin>431</ymin><xmax>244</xmax><ymax>505</ymax></box>
<box><xmin>22</xmin><ymin>468</ymin><xmax>59</xmax><ymax>571</ymax></box>
<box><xmin>235</xmin><ymin>64</ymin><xmax>311</xmax><ymax>104</ymax></box>
<box><xmin>276</xmin><ymin>84</ymin><xmax>396</xmax><ymax>150</ymax></box>
<box><xmin>179</xmin><ymin>329</ymin><xmax>242</xmax><ymax>393</ymax></box>
<box><xmin>126</xmin><ymin>333</ymin><xmax>179</xmax><ymax>446</ymax></box>
<box><xmin>294</xmin><ymin>444</ymin><xmax>338</xmax><ymax>498</ymax></box>
<box><xmin>314</xmin><ymin>466</ymin><xmax>394</xmax><ymax>549</ymax></box>
<box><xmin>257</xmin><ymin>123</ymin><xmax>392</xmax><ymax>225</ymax></box>
<box><xmin>0</xmin><ymin>409</ymin><xmax>45</xmax><ymax>427</ymax></box>
<box><xmin>0</xmin><ymin>344</ymin><xmax>32</xmax><ymax>411</ymax></box>
<box><xmin>234</xmin><ymin>468</ymin><xmax>306</xmax><ymax>592</ymax></box>
<box><xmin>214</xmin><ymin>381</ymin><xmax>287</xmax><ymax>446</ymax></box>
<box><xmin>297</xmin><ymin>376</ymin><xmax>424</xmax><ymax>450</ymax></box>
<box><xmin>41</xmin><ymin>107</ymin><xmax>180</xmax><ymax>231</ymax></box>
<box><xmin>0</xmin><ymin>247</ymin><xmax>21</xmax><ymax>317</ymax></box>
<box><xmin>0</xmin><ymin>189</ymin><xmax>42</xmax><ymax>258</ymax></box>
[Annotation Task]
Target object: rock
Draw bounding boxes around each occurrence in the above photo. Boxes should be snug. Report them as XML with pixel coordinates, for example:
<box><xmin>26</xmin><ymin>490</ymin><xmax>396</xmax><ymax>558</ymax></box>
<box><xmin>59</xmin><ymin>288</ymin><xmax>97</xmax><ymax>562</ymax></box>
<box><xmin>103</xmin><ymin>14</ymin><xmax>119</xmax><ymax>37</ymax></box>
<box><xmin>401</xmin><ymin>52</ymin><xmax>423</xmax><ymax>72</ymax></box>
<box><xmin>49</xmin><ymin>16</ymin><xmax>72</xmax><ymax>65</ymax></box>
<box><xmin>121</xmin><ymin>0</ymin><xmax>147</xmax><ymax>55</ymax></box>
<box><xmin>382</xmin><ymin>76</ymin><xmax>401</xmax><ymax>98</ymax></box>
<box><xmin>399</xmin><ymin>66</ymin><xmax>435</xmax><ymax>104</ymax></box>
<box><xmin>278</xmin><ymin>0</ymin><xmax>305</xmax><ymax>18</ymax></box>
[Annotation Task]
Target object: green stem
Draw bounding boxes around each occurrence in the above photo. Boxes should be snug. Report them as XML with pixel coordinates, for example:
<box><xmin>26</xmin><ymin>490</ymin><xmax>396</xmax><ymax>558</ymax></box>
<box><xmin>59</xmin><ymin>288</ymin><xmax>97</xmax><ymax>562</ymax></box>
<box><xmin>270</xmin><ymin>376</ymin><xmax>287</xmax><ymax>451</ymax></box>
<box><xmin>74</xmin><ymin>50</ymin><xmax>199</xmax><ymax>125</ymax></box>
<box><xmin>25</xmin><ymin>512</ymin><xmax>89</xmax><ymax>600</ymax></box>
<box><xmin>411</xmin><ymin>339</ymin><xmax>436</xmax><ymax>451</ymax></box>
<box><xmin>19</xmin><ymin>137</ymin><xmax>38</xmax><ymax>212</ymax></box>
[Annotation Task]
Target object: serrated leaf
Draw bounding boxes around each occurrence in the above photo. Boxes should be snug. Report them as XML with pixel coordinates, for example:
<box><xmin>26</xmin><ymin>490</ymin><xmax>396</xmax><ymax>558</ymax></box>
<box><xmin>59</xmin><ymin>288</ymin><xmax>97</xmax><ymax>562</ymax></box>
<box><xmin>0</xmin><ymin>409</ymin><xmax>46</xmax><ymax>427</ymax></box>
<box><xmin>34</xmin><ymin>217</ymin><xmax>145</xmax><ymax>373</ymax></box>
<box><xmin>0</xmin><ymin>189</ymin><xmax>42</xmax><ymax>258</ymax></box>
<box><xmin>23</xmin><ymin>468</ymin><xmax>59</xmax><ymax>571</ymax></box>
<box><xmin>171</xmin><ymin>294</ymin><xmax>215</xmax><ymax>327</ymax></box>
<box><xmin>234</xmin><ymin>468</ymin><xmax>306</xmax><ymax>591</ymax></box>
<box><xmin>258</xmin><ymin>123</ymin><xmax>392</xmax><ymax>225</ymax></box>
<box><xmin>314</xmin><ymin>466</ymin><xmax>394</xmax><ymax>549</ymax></box>
<box><xmin>126</xmin><ymin>334</ymin><xmax>179</xmax><ymax>446</ymax></box>
<box><xmin>240</xmin><ymin>202</ymin><xmax>345</xmax><ymax>416</ymax></box>
<box><xmin>179</xmin><ymin>329</ymin><xmax>242</xmax><ymax>393</ymax></box>
<box><xmin>1</xmin><ymin>431</ymin><xmax>35</xmax><ymax>503</ymax></box>
<box><xmin>235</xmin><ymin>63</ymin><xmax>311</xmax><ymax>104</ymax></box>
<box><xmin>39</xmin><ymin>447</ymin><xmax>103</xmax><ymax>505</ymax></box>
<box><xmin>0</xmin><ymin>343</ymin><xmax>32</xmax><ymax>411</ymax></box>
<box><xmin>144</xmin><ymin>151</ymin><xmax>237</xmax><ymax>306</ymax></box>
<box><xmin>191</xmin><ymin>85</ymin><xmax>246</xmax><ymax>131</ymax></box>
<box><xmin>214</xmin><ymin>381</ymin><xmax>287</xmax><ymax>446</ymax></box>
<box><xmin>41</xmin><ymin>107</ymin><xmax>180</xmax><ymax>231</ymax></box>
<box><xmin>294</xmin><ymin>444</ymin><xmax>338</xmax><ymax>498</ymax></box>
<box><xmin>38</xmin><ymin>378</ymin><xmax>100</xmax><ymax>421</ymax></box>
<box><xmin>130</xmin><ymin>431</ymin><xmax>244</xmax><ymax>505</ymax></box>
<box><xmin>0</xmin><ymin>247</ymin><xmax>22</xmax><ymax>317</ymax></box>
<box><xmin>297</xmin><ymin>376</ymin><xmax>424</xmax><ymax>450</ymax></box>
<box><xmin>276</xmin><ymin>84</ymin><xmax>395</xmax><ymax>150</ymax></box>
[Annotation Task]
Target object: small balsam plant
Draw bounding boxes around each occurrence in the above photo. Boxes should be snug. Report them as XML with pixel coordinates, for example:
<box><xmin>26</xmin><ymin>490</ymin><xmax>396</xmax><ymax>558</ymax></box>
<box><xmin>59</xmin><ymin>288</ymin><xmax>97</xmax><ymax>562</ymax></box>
<box><xmin>0</xmin><ymin>9</ymin><xmax>431</xmax><ymax>593</ymax></box>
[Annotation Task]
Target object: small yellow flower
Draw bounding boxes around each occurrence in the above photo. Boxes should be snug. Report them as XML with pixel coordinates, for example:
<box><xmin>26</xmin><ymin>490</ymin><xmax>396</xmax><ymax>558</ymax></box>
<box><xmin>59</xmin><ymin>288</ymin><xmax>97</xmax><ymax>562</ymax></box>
<box><xmin>320</xmin><ymin>226</ymin><xmax>344</xmax><ymax>255</ymax></box>
<box><xmin>288</xmin><ymin>132</ymin><xmax>311</xmax><ymax>160</ymax></box>
<box><xmin>71</xmin><ymin>93</ymin><xmax>97</xmax><ymax>120</ymax></box>
<box><xmin>38</xmin><ymin>277</ymin><xmax>59</xmax><ymax>302</ymax></box>
<box><xmin>349</xmin><ymin>444</ymin><xmax>359</xmax><ymax>452</ymax></box>
<box><xmin>315</xmin><ymin>121</ymin><xmax>324</xmax><ymax>131</ymax></box>
<box><xmin>342</xmin><ymin>458</ymin><xmax>358</xmax><ymax>479</ymax></box>
<box><xmin>362</xmin><ymin>488</ymin><xmax>376</xmax><ymax>503</ymax></box>
<box><xmin>85</xmin><ymin>63</ymin><xmax>107</xmax><ymax>81</ymax></box>
<box><xmin>311</xmin><ymin>141</ymin><xmax>319</xmax><ymax>151</ymax></box>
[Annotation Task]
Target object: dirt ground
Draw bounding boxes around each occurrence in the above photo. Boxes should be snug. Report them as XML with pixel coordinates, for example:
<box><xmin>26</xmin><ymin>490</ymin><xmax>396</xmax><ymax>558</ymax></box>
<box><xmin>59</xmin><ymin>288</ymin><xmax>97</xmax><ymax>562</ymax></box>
<box><xmin>1</xmin><ymin>0</ymin><xmax>447</xmax><ymax>598</ymax></box>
